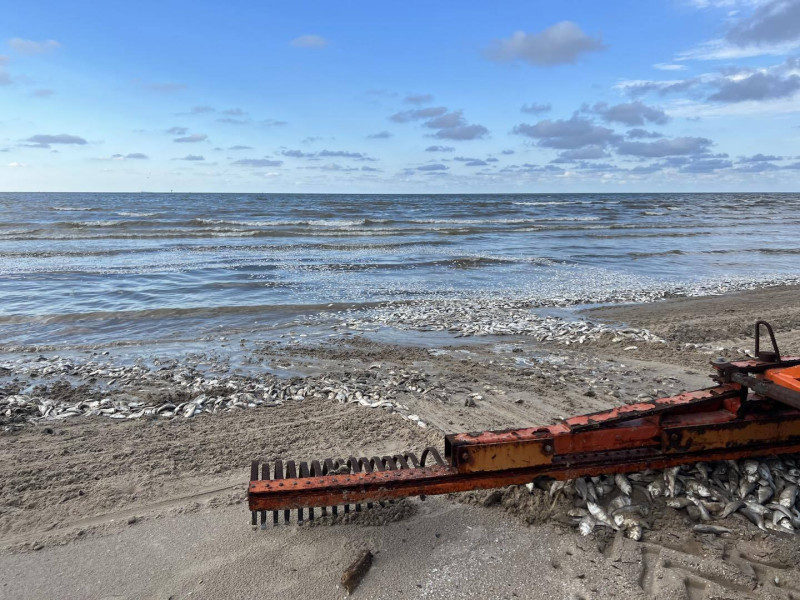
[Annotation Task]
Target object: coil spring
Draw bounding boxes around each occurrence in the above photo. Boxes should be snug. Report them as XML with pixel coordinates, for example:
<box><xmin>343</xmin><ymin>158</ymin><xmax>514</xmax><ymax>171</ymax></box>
<box><xmin>250</xmin><ymin>446</ymin><xmax>445</xmax><ymax>528</ymax></box>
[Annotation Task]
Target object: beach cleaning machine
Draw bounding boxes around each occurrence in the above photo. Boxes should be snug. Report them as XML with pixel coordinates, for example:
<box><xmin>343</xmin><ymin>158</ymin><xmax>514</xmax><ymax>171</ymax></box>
<box><xmin>249</xmin><ymin>321</ymin><xmax>800</xmax><ymax>526</ymax></box>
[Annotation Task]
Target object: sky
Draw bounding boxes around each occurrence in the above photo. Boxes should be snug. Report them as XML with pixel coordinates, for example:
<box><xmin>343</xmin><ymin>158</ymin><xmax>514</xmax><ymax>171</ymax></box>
<box><xmin>1</xmin><ymin>0</ymin><xmax>799</xmax><ymax>193</ymax></box>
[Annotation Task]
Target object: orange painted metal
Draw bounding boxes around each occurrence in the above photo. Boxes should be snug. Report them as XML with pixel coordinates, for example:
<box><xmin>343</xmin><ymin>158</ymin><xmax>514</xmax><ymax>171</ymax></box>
<box><xmin>249</xmin><ymin>402</ymin><xmax>800</xmax><ymax>510</ymax></box>
<box><xmin>766</xmin><ymin>364</ymin><xmax>800</xmax><ymax>393</ymax></box>
<box><xmin>248</xmin><ymin>338</ymin><xmax>800</xmax><ymax>515</ymax></box>
<box><xmin>249</xmin><ymin>384</ymin><xmax>800</xmax><ymax>511</ymax></box>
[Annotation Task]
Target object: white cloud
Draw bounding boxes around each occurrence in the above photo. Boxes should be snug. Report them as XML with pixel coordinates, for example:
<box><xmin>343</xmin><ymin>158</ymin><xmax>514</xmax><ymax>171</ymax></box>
<box><xmin>7</xmin><ymin>161</ymin><xmax>26</xmax><ymax>167</ymax></box>
<box><xmin>173</xmin><ymin>133</ymin><xmax>208</xmax><ymax>143</ymax></box>
<box><xmin>143</xmin><ymin>81</ymin><xmax>187</xmax><ymax>93</ymax></box>
<box><xmin>485</xmin><ymin>22</ymin><xmax>606</xmax><ymax>66</ymax></box>
<box><xmin>290</xmin><ymin>35</ymin><xmax>328</xmax><ymax>48</ymax></box>
<box><xmin>677</xmin><ymin>37</ymin><xmax>800</xmax><ymax>60</ymax></box>
<box><xmin>654</xmin><ymin>63</ymin><xmax>687</xmax><ymax>71</ymax></box>
<box><xmin>7</xmin><ymin>38</ymin><xmax>61</xmax><ymax>55</ymax></box>
<box><xmin>678</xmin><ymin>0</ymin><xmax>800</xmax><ymax>60</ymax></box>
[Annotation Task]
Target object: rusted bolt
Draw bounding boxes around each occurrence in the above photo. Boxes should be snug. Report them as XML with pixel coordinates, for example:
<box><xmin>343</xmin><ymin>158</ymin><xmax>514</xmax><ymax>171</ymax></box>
<box><xmin>543</xmin><ymin>444</ymin><xmax>553</xmax><ymax>454</ymax></box>
<box><xmin>461</xmin><ymin>451</ymin><xmax>470</xmax><ymax>462</ymax></box>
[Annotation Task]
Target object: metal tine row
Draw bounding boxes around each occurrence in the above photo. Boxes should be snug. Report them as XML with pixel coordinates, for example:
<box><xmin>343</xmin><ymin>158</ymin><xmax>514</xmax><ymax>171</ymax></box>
<box><xmin>250</xmin><ymin>447</ymin><xmax>446</xmax><ymax>529</ymax></box>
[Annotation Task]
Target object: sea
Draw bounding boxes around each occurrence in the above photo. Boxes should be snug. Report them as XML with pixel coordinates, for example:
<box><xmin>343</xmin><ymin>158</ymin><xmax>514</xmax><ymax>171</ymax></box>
<box><xmin>1</xmin><ymin>192</ymin><xmax>798</xmax><ymax>356</ymax></box>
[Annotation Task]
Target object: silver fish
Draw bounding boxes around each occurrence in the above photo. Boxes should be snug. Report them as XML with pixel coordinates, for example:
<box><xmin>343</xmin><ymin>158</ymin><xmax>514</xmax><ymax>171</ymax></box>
<box><xmin>626</xmin><ymin>524</ymin><xmax>643</xmax><ymax>541</ymax></box>
<box><xmin>779</xmin><ymin>484</ymin><xmax>797</xmax><ymax>508</ymax></box>
<box><xmin>575</xmin><ymin>478</ymin><xmax>590</xmax><ymax>501</ymax></box>
<box><xmin>647</xmin><ymin>479</ymin><xmax>666</xmax><ymax>498</ymax></box>
<box><xmin>615</xmin><ymin>473</ymin><xmax>632</xmax><ymax>496</ymax></box>
<box><xmin>578</xmin><ymin>515</ymin><xmax>596</xmax><ymax>536</ymax></box>
<box><xmin>757</xmin><ymin>485</ymin><xmax>774</xmax><ymax>504</ymax></box>
<box><xmin>684</xmin><ymin>479</ymin><xmax>712</xmax><ymax>498</ymax></box>
<box><xmin>612</xmin><ymin>504</ymin><xmax>650</xmax><ymax>518</ymax></box>
<box><xmin>689</xmin><ymin>496</ymin><xmax>712</xmax><ymax>521</ymax></box>
<box><xmin>719</xmin><ymin>500</ymin><xmax>745</xmax><ymax>519</ymax></box>
<box><xmin>549</xmin><ymin>480</ymin><xmax>566</xmax><ymax>499</ymax></box>
<box><xmin>588</xmin><ymin>501</ymin><xmax>616</xmax><ymax>530</ymax></box>
<box><xmin>758</xmin><ymin>463</ymin><xmax>775</xmax><ymax>488</ymax></box>
<box><xmin>613</xmin><ymin>512</ymin><xmax>645</xmax><ymax>530</ymax></box>
<box><xmin>777</xmin><ymin>518</ymin><xmax>794</xmax><ymax>533</ymax></box>
<box><xmin>744</xmin><ymin>501</ymin><xmax>769</xmax><ymax>515</ymax></box>
<box><xmin>608</xmin><ymin>495</ymin><xmax>632</xmax><ymax>513</ymax></box>
<box><xmin>739</xmin><ymin>479</ymin><xmax>757</xmax><ymax>499</ymax></box>
<box><xmin>740</xmin><ymin>507</ymin><xmax>768</xmax><ymax>531</ymax></box>
<box><xmin>666</xmin><ymin>497</ymin><xmax>693</xmax><ymax>509</ymax></box>
<box><xmin>693</xmin><ymin>524</ymin><xmax>732</xmax><ymax>535</ymax></box>
<box><xmin>567</xmin><ymin>508</ymin><xmax>589</xmax><ymax>519</ymax></box>
<box><xmin>665</xmin><ymin>467</ymin><xmax>681</xmax><ymax>497</ymax></box>
<box><xmin>693</xmin><ymin>462</ymin><xmax>710</xmax><ymax>481</ymax></box>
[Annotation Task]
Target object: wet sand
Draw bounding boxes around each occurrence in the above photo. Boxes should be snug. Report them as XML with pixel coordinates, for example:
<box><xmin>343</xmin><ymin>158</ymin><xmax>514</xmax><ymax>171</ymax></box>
<box><xmin>2</xmin><ymin>284</ymin><xmax>800</xmax><ymax>599</ymax></box>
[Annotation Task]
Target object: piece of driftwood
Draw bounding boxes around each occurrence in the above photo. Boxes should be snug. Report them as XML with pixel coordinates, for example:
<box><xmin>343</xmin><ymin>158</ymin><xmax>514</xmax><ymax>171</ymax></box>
<box><xmin>340</xmin><ymin>550</ymin><xmax>373</xmax><ymax>595</ymax></box>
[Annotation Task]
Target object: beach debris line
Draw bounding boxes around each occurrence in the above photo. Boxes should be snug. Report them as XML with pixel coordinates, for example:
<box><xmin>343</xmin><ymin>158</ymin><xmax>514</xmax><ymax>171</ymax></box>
<box><xmin>331</xmin><ymin>299</ymin><xmax>664</xmax><ymax>343</ymax></box>
<box><xmin>0</xmin><ymin>356</ymin><xmax>435</xmax><ymax>430</ymax></box>
<box><xmin>556</xmin><ymin>454</ymin><xmax>800</xmax><ymax>540</ymax></box>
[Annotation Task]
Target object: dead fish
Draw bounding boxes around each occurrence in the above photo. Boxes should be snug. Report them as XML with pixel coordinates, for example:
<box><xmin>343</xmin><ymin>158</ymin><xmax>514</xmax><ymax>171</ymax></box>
<box><xmin>764</xmin><ymin>520</ymin><xmax>792</xmax><ymax>534</ymax></box>
<box><xmin>777</xmin><ymin>518</ymin><xmax>795</xmax><ymax>533</ymax></box>
<box><xmin>549</xmin><ymin>480</ymin><xmax>566</xmax><ymax>499</ymax></box>
<box><xmin>693</xmin><ymin>524</ymin><xmax>732</xmax><ymax>535</ymax></box>
<box><xmin>726</xmin><ymin>461</ymin><xmax>740</xmax><ymax>493</ymax></box>
<box><xmin>743</xmin><ymin>460</ymin><xmax>759</xmax><ymax>477</ymax></box>
<box><xmin>612</xmin><ymin>505</ymin><xmax>650</xmax><ymax>519</ymax></box>
<box><xmin>739</xmin><ymin>479</ymin><xmax>757</xmax><ymax>500</ymax></box>
<box><xmin>719</xmin><ymin>500</ymin><xmax>745</xmax><ymax>519</ymax></box>
<box><xmin>594</xmin><ymin>476</ymin><xmax>615</xmax><ymax>498</ymax></box>
<box><xmin>758</xmin><ymin>463</ymin><xmax>775</xmax><ymax>489</ymax></box>
<box><xmin>647</xmin><ymin>479</ymin><xmax>666</xmax><ymax>498</ymax></box>
<box><xmin>757</xmin><ymin>485</ymin><xmax>774</xmax><ymax>504</ymax></box>
<box><xmin>684</xmin><ymin>480</ymin><xmax>712</xmax><ymax>498</ymax></box>
<box><xmin>665</xmin><ymin>497</ymin><xmax>694</xmax><ymax>509</ymax></box>
<box><xmin>608</xmin><ymin>495</ymin><xmax>632</xmax><ymax>513</ymax></box>
<box><xmin>588</xmin><ymin>501</ymin><xmax>616</xmax><ymax>530</ymax></box>
<box><xmin>615</xmin><ymin>473</ymin><xmax>632</xmax><ymax>496</ymax></box>
<box><xmin>578</xmin><ymin>515</ymin><xmax>596</xmax><ymax>536</ymax></box>
<box><xmin>744</xmin><ymin>501</ymin><xmax>769</xmax><ymax>516</ymax></box>
<box><xmin>665</xmin><ymin>467</ymin><xmax>680</xmax><ymax>497</ymax></box>
<box><xmin>740</xmin><ymin>507</ymin><xmax>768</xmax><ymax>532</ymax></box>
<box><xmin>567</xmin><ymin>508</ymin><xmax>590</xmax><ymax>519</ymax></box>
<box><xmin>574</xmin><ymin>478</ymin><xmax>590</xmax><ymax>501</ymax></box>
<box><xmin>613</xmin><ymin>512</ymin><xmax>646</xmax><ymax>530</ymax></box>
<box><xmin>693</xmin><ymin>462</ymin><xmax>710</xmax><ymax>481</ymax></box>
<box><xmin>689</xmin><ymin>496</ymin><xmax>712</xmax><ymax>521</ymax></box>
<box><xmin>779</xmin><ymin>484</ymin><xmax>797</xmax><ymax>508</ymax></box>
<box><xmin>626</xmin><ymin>524</ymin><xmax>643</xmax><ymax>541</ymax></box>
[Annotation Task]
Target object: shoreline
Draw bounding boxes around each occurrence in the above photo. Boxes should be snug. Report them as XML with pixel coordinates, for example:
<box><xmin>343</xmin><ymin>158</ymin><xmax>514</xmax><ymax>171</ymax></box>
<box><xmin>2</xmin><ymin>283</ymin><xmax>800</xmax><ymax>598</ymax></box>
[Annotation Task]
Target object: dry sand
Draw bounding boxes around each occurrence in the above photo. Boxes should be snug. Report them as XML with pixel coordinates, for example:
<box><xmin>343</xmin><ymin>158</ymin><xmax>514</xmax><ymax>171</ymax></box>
<box><xmin>2</xmin><ymin>285</ymin><xmax>800</xmax><ymax>599</ymax></box>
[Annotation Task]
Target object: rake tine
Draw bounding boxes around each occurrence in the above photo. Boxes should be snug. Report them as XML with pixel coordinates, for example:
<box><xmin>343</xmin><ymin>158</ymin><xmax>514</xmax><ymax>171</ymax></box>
<box><xmin>273</xmin><ymin>459</ymin><xmax>283</xmax><ymax>526</ymax></box>
<box><xmin>250</xmin><ymin>460</ymin><xmax>259</xmax><ymax>529</ymax></box>
<box><xmin>260</xmin><ymin>461</ymin><xmax>269</xmax><ymax>529</ymax></box>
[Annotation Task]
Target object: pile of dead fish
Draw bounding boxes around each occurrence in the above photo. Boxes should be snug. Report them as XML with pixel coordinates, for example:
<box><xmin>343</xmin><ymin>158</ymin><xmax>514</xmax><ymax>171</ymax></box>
<box><xmin>550</xmin><ymin>455</ymin><xmax>800</xmax><ymax>540</ymax></box>
<box><xmin>0</xmin><ymin>357</ymin><xmax>434</xmax><ymax>429</ymax></box>
<box><xmin>338</xmin><ymin>300</ymin><xmax>663</xmax><ymax>344</ymax></box>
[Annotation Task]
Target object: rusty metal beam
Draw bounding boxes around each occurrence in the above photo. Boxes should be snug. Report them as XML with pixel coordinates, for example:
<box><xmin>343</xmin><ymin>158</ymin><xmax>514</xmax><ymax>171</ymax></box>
<box><xmin>248</xmin><ymin>334</ymin><xmax>800</xmax><ymax>518</ymax></box>
<box><xmin>250</xmin><ymin>401</ymin><xmax>800</xmax><ymax>511</ymax></box>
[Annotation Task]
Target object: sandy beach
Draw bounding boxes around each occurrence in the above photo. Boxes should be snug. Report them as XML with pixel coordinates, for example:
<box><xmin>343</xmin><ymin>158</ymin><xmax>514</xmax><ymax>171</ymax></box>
<box><xmin>2</xmin><ymin>284</ymin><xmax>800</xmax><ymax>599</ymax></box>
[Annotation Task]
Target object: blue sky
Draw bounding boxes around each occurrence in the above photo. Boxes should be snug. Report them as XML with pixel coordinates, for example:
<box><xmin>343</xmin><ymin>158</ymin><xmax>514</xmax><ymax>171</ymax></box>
<box><xmin>1</xmin><ymin>0</ymin><xmax>799</xmax><ymax>192</ymax></box>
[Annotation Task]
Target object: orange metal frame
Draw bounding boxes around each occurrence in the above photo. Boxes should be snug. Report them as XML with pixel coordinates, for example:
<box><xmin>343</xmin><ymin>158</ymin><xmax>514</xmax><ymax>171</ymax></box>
<box><xmin>249</xmin><ymin>356</ymin><xmax>800</xmax><ymax>512</ymax></box>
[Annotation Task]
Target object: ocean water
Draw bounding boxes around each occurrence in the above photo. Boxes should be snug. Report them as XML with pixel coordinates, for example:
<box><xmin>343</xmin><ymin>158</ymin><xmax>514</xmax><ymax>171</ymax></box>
<box><xmin>1</xmin><ymin>192</ymin><xmax>798</xmax><ymax>351</ymax></box>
